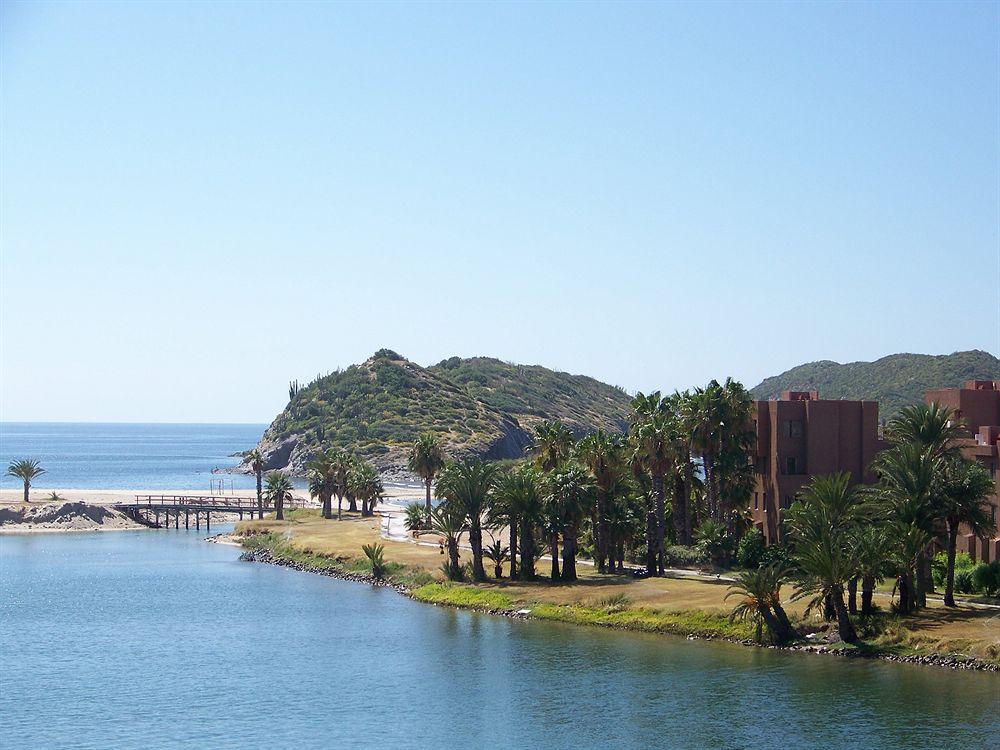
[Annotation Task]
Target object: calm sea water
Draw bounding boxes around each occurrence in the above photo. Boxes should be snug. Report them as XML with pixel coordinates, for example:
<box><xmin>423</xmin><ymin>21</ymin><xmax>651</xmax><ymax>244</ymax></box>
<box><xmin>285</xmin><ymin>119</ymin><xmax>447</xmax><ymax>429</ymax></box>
<box><xmin>0</xmin><ymin>423</ymin><xmax>267</xmax><ymax>490</ymax></box>
<box><xmin>1</xmin><ymin>530</ymin><xmax>998</xmax><ymax>750</ymax></box>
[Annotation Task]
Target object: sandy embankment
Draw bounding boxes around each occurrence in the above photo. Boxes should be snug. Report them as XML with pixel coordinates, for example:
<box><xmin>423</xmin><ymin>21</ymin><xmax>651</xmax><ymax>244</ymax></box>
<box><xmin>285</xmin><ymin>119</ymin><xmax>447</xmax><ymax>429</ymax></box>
<box><xmin>0</xmin><ymin>485</ymin><xmax>425</xmax><ymax>533</ymax></box>
<box><xmin>0</xmin><ymin>502</ymin><xmax>147</xmax><ymax>532</ymax></box>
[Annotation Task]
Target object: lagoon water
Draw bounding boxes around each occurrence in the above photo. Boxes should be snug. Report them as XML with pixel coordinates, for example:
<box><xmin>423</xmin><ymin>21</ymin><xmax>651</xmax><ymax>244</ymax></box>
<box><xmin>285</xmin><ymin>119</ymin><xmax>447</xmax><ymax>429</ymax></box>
<box><xmin>0</xmin><ymin>423</ymin><xmax>267</xmax><ymax>490</ymax></box>
<box><xmin>2</xmin><ymin>530</ymin><xmax>998</xmax><ymax>750</ymax></box>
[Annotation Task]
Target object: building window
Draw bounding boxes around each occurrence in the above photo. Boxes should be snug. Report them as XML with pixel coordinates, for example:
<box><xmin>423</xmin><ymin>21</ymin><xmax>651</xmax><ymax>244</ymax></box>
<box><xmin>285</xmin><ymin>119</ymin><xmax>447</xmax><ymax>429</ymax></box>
<box><xmin>786</xmin><ymin>420</ymin><xmax>803</xmax><ymax>437</ymax></box>
<box><xmin>786</xmin><ymin>457</ymin><xmax>797</xmax><ymax>475</ymax></box>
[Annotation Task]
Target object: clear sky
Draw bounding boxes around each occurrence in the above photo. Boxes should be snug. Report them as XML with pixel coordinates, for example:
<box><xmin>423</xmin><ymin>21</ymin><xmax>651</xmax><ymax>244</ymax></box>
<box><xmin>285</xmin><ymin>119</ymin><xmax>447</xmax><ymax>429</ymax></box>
<box><xmin>1</xmin><ymin>1</ymin><xmax>997</xmax><ymax>423</ymax></box>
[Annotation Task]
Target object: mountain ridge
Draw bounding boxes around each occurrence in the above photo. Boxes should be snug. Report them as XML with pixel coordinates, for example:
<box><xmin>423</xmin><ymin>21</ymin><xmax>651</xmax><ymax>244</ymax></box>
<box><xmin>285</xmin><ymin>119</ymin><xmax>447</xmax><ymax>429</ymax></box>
<box><xmin>750</xmin><ymin>349</ymin><xmax>1000</xmax><ymax>417</ymax></box>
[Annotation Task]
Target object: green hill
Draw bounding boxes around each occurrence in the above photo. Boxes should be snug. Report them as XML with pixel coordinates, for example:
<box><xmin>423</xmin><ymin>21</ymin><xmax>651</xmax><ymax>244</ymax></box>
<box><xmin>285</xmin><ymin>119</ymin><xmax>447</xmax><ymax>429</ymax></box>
<box><xmin>751</xmin><ymin>350</ymin><xmax>1000</xmax><ymax>417</ymax></box>
<box><xmin>250</xmin><ymin>350</ymin><xmax>632</xmax><ymax>477</ymax></box>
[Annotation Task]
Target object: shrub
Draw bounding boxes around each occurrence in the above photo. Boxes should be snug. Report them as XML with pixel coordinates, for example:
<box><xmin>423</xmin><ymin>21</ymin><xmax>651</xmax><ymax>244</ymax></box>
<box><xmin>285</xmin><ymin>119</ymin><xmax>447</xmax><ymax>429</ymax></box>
<box><xmin>664</xmin><ymin>545</ymin><xmax>705</xmax><ymax>568</ymax></box>
<box><xmin>954</xmin><ymin>568</ymin><xmax>975</xmax><ymax>594</ymax></box>
<box><xmin>971</xmin><ymin>561</ymin><xmax>1000</xmax><ymax>597</ymax></box>
<box><xmin>932</xmin><ymin>551</ymin><xmax>974</xmax><ymax>587</ymax></box>
<box><xmin>695</xmin><ymin>521</ymin><xmax>733</xmax><ymax>568</ymax></box>
<box><xmin>403</xmin><ymin>502</ymin><xmax>427</xmax><ymax>531</ymax></box>
<box><xmin>735</xmin><ymin>529</ymin><xmax>766</xmax><ymax>569</ymax></box>
<box><xmin>596</xmin><ymin>593</ymin><xmax>632</xmax><ymax>612</ymax></box>
<box><xmin>361</xmin><ymin>543</ymin><xmax>387</xmax><ymax>580</ymax></box>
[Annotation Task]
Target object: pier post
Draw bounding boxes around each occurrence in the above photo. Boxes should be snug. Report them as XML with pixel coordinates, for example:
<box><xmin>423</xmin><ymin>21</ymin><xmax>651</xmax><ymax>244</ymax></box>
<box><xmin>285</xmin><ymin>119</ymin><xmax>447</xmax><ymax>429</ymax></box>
<box><xmin>174</xmin><ymin>510</ymin><xmax>179</xmax><ymax>529</ymax></box>
<box><xmin>196</xmin><ymin>511</ymin><xmax>200</xmax><ymax>530</ymax></box>
<box><xmin>185</xmin><ymin>509</ymin><xmax>189</xmax><ymax>529</ymax></box>
<box><xmin>206</xmin><ymin>511</ymin><xmax>211</xmax><ymax>531</ymax></box>
<box><xmin>154</xmin><ymin>509</ymin><xmax>160</xmax><ymax>527</ymax></box>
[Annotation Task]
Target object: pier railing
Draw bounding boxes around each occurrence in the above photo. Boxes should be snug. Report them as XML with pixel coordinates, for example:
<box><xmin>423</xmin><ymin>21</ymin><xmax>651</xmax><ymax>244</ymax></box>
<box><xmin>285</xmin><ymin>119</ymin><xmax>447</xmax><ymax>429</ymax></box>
<box><xmin>129</xmin><ymin>494</ymin><xmax>307</xmax><ymax>510</ymax></box>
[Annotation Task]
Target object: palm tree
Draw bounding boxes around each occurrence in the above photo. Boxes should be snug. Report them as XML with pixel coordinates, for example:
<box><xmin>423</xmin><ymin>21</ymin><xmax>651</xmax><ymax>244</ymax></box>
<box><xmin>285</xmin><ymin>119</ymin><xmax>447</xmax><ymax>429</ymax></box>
<box><xmin>361</xmin><ymin>543</ymin><xmax>387</xmax><ymax>580</ymax></box>
<box><xmin>306</xmin><ymin>450</ymin><xmax>337</xmax><ymax>519</ymax></box>
<box><xmin>431</xmin><ymin>502</ymin><xmax>467</xmax><ymax>580</ymax></box>
<box><xmin>404</xmin><ymin>502</ymin><xmax>427</xmax><ymax>532</ymax></box>
<box><xmin>630</xmin><ymin>392</ymin><xmax>673</xmax><ymax>575</ymax></box>
<box><xmin>329</xmin><ymin>450</ymin><xmax>353</xmax><ymax>520</ymax></box>
<box><xmin>494</xmin><ymin>466</ymin><xmax>544</xmax><ymax>581</ymax></box>
<box><xmin>247</xmin><ymin>449</ymin><xmax>265</xmax><ymax>519</ymax></box>
<box><xmin>870</xmin><ymin>442</ymin><xmax>940</xmax><ymax>611</ymax></box>
<box><xmin>544</xmin><ymin>466</ymin><xmax>594</xmax><ymax>581</ymax></box>
<box><xmin>882</xmin><ymin>403</ymin><xmax>963</xmax><ymax>602</ymax></box>
<box><xmin>577</xmin><ymin>430</ymin><xmax>625</xmax><ymax>574</ymax></box>
<box><xmin>436</xmin><ymin>459</ymin><xmax>499</xmax><ymax>581</ymax></box>
<box><xmin>528</xmin><ymin>420</ymin><xmax>574</xmax><ymax>472</ymax></box>
<box><xmin>726</xmin><ymin>563</ymin><xmax>794</xmax><ymax>644</ymax></box>
<box><xmin>264</xmin><ymin>472</ymin><xmax>294</xmax><ymax>521</ymax></box>
<box><xmin>850</xmin><ymin>525</ymin><xmax>894</xmax><ymax>617</ymax></box>
<box><xmin>7</xmin><ymin>459</ymin><xmax>45</xmax><ymax>503</ymax></box>
<box><xmin>682</xmin><ymin>384</ymin><xmax>724</xmax><ymax>523</ymax></box>
<box><xmin>785</xmin><ymin>473</ymin><xmax>862</xmax><ymax>643</ymax></box>
<box><xmin>483</xmin><ymin>534</ymin><xmax>510</xmax><ymax>579</ymax></box>
<box><xmin>937</xmin><ymin>458</ymin><xmax>996</xmax><ymax>606</ymax></box>
<box><xmin>408</xmin><ymin>432</ymin><xmax>446</xmax><ymax>518</ymax></box>
<box><xmin>349</xmin><ymin>460</ymin><xmax>384</xmax><ymax>517</ymax></box>
<box><xmin>885</xmin><ymin>402</ymin><xmax>964</xmax><ymax>459</ymax></box>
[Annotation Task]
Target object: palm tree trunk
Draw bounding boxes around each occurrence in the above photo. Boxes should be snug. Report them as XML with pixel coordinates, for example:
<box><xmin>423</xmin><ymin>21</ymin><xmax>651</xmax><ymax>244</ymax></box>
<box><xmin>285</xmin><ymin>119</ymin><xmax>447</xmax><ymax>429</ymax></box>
<box><xmin>424</xmin><ymin>478</ymin><xmax>433</xmax><ymax>516</ymax></box>
<box><xmin>509</xmin><ymin>513</ymin><xmax>518</xmax><ymax>580</ymax></box>
<box><xmin>645</xmin><ymin>508</ymin><xmax>657</xmax><ymax>577</ymax></box>
<box><xmin>847</xmin><ymin>577</ymin><xmax>858</xmax><ymax>615</ymax></box>
<box><xmin>702</xmin><ymin>453</ymin><xmax>722</xmax><ymax>522</ymax></box>
<box><xmin>549</xmin><ymin>532</ymin><xmax>560</xmax><ymax>580</ymax></box>
<box><xmin>758</xmin><ymin>604</ymin><xmax>783</xmax><ymax>644</ymax></box>
<box><xmin>470</xmin><ymin>523</ymin><xmax>486</xmax><ymax>582</ymax></box>
<box><xmin>447</xmin><ymin>537</ymin><xmax>460</xmax><ymax>579</ymax></box>
<box><xmin>944</xmin><ymin>522</ymin><xmax>959</xmax><ymax>607</ymax></box>
<box><xmin>683</xmin><ymin>460</ymin><xmax>694</xmax><ymax>545</ymax></box>
<box><xmin>256</xmin><ymin>471</ymin><xmax>263</xmax><ymax>520</ymax></box>
<box><xmin>597</xmin><ymin>491</ymin><xmax>609</xmax><ymax>573</ymax></box>
<box><xmin>23</xmin><ymin>481</ymin><xmax>29</xmax><ymax>504</ymax></box>
<box><xmin>561</xmin><ymin>523</ymin><xmax>578</xmax><ymax>581</ymax></box>
<box><xmin>831</xmin><ymin>587</ymin><xmax>858</xmax><ymax>643</ymax></box>
<box><xmin>652</xmin><ymin>472</ymin><xmax>666</xmax><ymax>576</ymax></box>
<box><xmin>336</xmin><ymin>492</ymin><xmax>342</xmax><ymax>521</ymax></box>
<box><xmin>519</xmin><ymin>518</ymin><xmax>535</xmax><ymax>581</ymax></box>
<box><xmin>898</xmin><ymin>570</ymin><xmax>913</xmax><ymax>615</ymax></box>
<box><xmin>347</xmin><ymin>493</ymin><xmax>358</xmax><ymax>513</ymax></box>
<box><xmin>322</xmin><ymin>492</ymin><xmax>332</xmax><ymax>520</ymax></box>
<box><xmin>861</xmin><ymin>574</ymin><xmax>875</xmax><ymax>617</ymax></box>
<box><xmin>914</xmin><ymin>550</ymin><xmax>931</xmax><ymax>608</ymax></box>
<box><xmin>772</xmin><ymin>601</ymin><xmax>793</xmax><ymax>643</ymax></box>
<box><xmin>275</xmin><ymin>497</ymin><xmax>284</xmax><ymax>521</ymax></box>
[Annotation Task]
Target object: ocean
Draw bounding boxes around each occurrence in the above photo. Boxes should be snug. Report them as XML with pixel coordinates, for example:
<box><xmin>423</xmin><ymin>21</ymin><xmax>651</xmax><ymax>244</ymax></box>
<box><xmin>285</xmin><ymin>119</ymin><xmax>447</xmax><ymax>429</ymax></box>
<box><xmin>0</xmin><ymin>422</ymin><xmax>267</xmax><ymax>490</ymax></box>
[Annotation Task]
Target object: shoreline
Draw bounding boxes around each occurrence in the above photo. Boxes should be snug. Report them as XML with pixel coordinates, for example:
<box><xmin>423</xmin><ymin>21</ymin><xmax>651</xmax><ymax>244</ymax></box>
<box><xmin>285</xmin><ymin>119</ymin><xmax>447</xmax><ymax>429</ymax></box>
<box><xmin>236</xmin><ymin>539</ymin><xmax>999</xmax><ymax>674</ymax></box>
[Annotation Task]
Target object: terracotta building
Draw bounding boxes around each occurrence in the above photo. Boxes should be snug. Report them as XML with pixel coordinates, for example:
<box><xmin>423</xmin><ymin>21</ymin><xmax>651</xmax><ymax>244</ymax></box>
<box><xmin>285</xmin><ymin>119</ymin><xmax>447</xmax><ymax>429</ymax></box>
<box><xmin>749</xmin><ymin>391</ymin><xmax>885</xmax><ymax>544</ymax></box>
<box><xmin>924</xmin><ymin>380</ymin><xmax>1000</xmax><ymax>562</ymax></box>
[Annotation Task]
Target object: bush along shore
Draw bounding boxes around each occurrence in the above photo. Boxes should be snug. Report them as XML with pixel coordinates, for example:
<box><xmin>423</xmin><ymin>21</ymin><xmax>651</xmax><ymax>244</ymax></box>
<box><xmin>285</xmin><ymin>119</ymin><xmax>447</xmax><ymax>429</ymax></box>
<box><xmin>237</xmin><ymin>532</ymin><xmax>998</xmax><ymax>673</ymax></box>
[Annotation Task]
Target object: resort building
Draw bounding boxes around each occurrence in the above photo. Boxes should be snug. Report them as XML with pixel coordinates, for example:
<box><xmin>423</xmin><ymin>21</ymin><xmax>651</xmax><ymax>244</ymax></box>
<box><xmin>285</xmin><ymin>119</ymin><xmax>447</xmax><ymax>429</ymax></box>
<box><xmin>749</xmin><ymin>391</ymin><xmax>885</xmax><ymax>544</ymax></box>
<box><xmin>924</xmin><ymin>381</ymin><xmax>1000</xmax><ymax>562</ymax></box>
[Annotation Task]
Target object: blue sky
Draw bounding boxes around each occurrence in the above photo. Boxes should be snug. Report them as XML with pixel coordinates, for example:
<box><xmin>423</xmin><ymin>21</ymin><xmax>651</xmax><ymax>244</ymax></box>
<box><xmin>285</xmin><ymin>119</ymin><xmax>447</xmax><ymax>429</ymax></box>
<box><xmin>1</xmin><ymin>1</ymin><xmax>997</xmax><ymax>423</ymax></box>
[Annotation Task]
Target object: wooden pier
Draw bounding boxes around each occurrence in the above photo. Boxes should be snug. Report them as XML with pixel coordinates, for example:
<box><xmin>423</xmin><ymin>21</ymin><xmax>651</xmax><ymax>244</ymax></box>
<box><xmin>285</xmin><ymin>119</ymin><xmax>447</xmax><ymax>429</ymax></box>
<box><xmin>116</xmin><ymin>494</ymin><xmax>303</xmax><ymax>530</ymax></box>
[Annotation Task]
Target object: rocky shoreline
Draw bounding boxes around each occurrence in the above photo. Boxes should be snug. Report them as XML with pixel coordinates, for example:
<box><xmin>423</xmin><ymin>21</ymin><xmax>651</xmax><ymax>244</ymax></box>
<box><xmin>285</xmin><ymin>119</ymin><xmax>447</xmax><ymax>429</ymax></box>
<box><xmin>238</xmin><ymin>542</ymin><xmax>998</xmax><ymax>674</ymax></box>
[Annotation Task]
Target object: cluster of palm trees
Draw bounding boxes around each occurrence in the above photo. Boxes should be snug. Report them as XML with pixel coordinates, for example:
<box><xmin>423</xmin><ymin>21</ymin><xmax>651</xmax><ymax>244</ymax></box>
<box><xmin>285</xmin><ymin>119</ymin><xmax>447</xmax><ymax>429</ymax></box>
<box><xmin>730</xmin><ymin>402</ymin><xmax>995</xmax><ymax>645</ymax></box>
<box><xmin>306</xmin><ymin>448</ymin><xmax>384</xmax><ymax>520</ymax></box>
<box><xmin>401</xmin><ymin>379</ymin><xmax>756</xmax><ymax>583</ymax></box>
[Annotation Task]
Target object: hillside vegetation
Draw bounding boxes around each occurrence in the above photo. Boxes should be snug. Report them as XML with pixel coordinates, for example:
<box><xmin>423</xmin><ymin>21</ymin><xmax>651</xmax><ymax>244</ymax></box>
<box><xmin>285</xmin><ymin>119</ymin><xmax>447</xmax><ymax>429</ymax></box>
<box><xmin>251</xmin><ymin>350</ymin><xmax>631</xmax><ymax>476</ymax></box>
<box><xmin>751</xmin><ymin>350</ymin><xmax>1000</xmax><ymax>417</ymax></box>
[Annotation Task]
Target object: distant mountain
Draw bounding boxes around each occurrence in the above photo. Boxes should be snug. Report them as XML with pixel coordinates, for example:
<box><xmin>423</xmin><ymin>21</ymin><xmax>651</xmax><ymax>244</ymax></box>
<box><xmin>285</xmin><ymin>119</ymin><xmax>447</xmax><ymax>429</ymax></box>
<box><xmin>248</xmin><ymin>350</ymin><xmax>632</xmax><ymax>477</ymax></box>
<box><xmin>751</xmin><ymin>350</ymin><xmax>1000</xmax><ymax>417</ymax></box>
